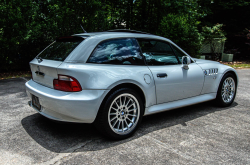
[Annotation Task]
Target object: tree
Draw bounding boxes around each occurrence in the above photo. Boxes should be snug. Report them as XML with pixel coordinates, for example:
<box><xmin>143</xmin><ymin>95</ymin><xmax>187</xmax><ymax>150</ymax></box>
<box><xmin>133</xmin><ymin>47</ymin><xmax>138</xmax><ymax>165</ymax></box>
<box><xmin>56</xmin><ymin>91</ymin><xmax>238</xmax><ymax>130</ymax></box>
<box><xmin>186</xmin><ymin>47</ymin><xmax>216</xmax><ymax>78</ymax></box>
<box><xmin>199</xmin><ymin>0</ymin><xmax>250</xmax><ymax>60</ymax></box>
<box><xmin>3</xmin><ymin>0</ymin><xmax>248</xmax><ymax>72</ymax></box>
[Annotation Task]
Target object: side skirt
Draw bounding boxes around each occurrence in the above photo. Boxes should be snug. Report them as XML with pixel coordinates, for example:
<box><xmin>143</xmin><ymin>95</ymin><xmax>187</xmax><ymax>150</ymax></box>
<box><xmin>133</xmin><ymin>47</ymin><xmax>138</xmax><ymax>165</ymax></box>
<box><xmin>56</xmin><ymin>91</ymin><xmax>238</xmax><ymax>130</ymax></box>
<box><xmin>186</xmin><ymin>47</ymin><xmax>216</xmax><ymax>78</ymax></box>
<box><xmin>144</xmin><ymin>93</ymin><xmax>216</xmax><ymax>116</ymax></box>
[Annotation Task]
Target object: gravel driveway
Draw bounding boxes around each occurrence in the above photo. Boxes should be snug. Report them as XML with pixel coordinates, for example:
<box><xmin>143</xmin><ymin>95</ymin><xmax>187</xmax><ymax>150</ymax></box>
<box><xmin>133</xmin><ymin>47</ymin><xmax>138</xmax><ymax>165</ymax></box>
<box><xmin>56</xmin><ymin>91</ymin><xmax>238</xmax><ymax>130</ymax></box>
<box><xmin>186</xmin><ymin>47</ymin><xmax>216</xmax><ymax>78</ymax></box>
<box><xmin>0</xmin><ymin>69</ymin><xmax>250</xmax><ymax>165</ymax></box>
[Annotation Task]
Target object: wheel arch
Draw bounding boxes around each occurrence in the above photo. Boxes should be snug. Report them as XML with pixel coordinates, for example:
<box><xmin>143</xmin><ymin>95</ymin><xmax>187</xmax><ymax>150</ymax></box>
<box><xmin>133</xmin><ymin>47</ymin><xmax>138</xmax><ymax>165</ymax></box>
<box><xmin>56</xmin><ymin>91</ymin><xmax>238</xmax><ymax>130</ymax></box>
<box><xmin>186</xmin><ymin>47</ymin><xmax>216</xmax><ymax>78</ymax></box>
<box><xmin>95</xmin><ymin>83</ymin><xmax>146</xmax><ymax>122</ymax></box>
<box><xmin>216</xmin><ymin>69</ymin><xmax>238</xmax><ymax>95</ymax></box>
<box><xmin>226</xmin><ymin>71</ymin><xmax>238</xmax><ymax>84</ymax></box>
<box><xmin>221</xmin><ymin>69</ymin><xmax>238</xmax><ymax>86</ymax></box>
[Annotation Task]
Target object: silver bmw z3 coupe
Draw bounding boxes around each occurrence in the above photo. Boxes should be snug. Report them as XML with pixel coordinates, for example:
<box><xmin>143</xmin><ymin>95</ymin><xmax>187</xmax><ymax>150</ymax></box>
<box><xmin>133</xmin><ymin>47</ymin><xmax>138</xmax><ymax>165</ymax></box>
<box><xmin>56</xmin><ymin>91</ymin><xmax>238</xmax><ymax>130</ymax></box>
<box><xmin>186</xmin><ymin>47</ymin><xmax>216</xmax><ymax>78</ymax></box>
<box><xmin>26</xmin><ymin>30</ymin><xmax>238</xmax><ymax>139</ymax></box>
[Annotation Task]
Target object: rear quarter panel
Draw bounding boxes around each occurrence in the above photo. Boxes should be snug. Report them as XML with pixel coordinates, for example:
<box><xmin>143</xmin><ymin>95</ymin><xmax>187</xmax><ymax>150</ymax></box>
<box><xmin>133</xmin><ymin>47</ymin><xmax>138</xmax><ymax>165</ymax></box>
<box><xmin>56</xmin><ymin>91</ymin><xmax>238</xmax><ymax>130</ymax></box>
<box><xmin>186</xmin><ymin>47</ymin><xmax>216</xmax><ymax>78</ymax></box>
<box><xmin>57</xmin><ymin>63</ymin><xmax>156</xmax><ymax>108</ymax></box>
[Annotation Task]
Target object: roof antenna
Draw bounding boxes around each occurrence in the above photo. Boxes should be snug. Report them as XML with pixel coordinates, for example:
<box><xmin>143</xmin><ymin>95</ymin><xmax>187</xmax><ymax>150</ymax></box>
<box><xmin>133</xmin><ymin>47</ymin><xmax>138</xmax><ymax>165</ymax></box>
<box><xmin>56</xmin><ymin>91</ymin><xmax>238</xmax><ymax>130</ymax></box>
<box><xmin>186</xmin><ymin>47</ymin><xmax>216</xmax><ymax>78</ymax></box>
<box><xmin>80</xmin><ymin>24</ymin><xmax>87</xmax><ymax>33</ymax></box>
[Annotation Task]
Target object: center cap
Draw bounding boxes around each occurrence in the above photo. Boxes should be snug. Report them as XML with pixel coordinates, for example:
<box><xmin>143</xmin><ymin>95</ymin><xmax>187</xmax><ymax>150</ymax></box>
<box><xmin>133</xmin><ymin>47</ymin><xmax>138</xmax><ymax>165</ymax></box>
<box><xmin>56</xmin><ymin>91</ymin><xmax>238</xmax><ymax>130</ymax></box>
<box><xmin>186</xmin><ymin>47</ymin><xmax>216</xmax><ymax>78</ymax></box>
<box><xmin>121</xmin><ymin>111</ymin><xmax>125</xmax><ymax>116</ymax></box>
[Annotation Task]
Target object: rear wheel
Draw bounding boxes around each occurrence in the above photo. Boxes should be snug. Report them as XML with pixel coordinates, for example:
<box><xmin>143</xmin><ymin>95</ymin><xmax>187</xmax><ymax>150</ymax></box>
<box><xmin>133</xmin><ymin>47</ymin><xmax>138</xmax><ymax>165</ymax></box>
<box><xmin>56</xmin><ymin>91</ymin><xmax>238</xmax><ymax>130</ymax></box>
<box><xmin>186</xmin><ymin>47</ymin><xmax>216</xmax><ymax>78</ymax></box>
<box><xmin>95</xmin><ymin>88</ymin><xmax>143</xmax><ymax>140</ymax></box>
<box><xmin>215</xmin><ymin>73</ymin><xmax>237</xmax><ymax>107</ymax></box>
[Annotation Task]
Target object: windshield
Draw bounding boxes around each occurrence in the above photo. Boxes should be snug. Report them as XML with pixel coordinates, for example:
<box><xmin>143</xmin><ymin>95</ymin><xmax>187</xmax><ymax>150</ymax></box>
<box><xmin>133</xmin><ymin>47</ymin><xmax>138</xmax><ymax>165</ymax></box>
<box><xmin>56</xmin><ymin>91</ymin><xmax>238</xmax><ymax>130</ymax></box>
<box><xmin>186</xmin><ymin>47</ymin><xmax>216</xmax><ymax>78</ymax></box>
<box><xmin>37</xmin><ymin>37</ymin><xmax>83</xmax><ymax>61</ymax></box>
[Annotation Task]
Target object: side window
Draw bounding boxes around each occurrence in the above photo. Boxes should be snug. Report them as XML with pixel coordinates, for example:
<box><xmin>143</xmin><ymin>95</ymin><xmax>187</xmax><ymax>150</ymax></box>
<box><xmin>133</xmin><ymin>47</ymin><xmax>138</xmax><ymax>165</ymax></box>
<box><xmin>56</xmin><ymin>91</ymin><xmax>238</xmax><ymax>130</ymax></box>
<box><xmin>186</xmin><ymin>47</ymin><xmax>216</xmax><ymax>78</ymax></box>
<box><xmin>171</xmin><ymin>45</ymin><xmax>187</xmax><ymax>63</ymax></box>
<box><xmin>137</xmin><ymin>39</ymin><xmax>179</xmax><ymax>65</ymax></box>
<box><xmin>87</xmin><ymin>38</ymin><xmax>144</xmax><ymax>65</ymax></box>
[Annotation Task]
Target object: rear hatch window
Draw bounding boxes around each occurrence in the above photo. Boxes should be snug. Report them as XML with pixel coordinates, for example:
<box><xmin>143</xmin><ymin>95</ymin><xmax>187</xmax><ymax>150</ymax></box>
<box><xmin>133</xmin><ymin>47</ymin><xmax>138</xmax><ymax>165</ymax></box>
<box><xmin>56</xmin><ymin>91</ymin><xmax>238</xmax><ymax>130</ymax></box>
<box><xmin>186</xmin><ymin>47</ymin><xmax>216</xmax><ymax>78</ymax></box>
<box><xmin>37</xmin><ymin>36</ymin><xmax>84</xmax><ymax>61</ymax></box>
<box><xmin>30</xmin><ymin>36</ymin><xmax>84</xmax><ymax>88</ymax></box>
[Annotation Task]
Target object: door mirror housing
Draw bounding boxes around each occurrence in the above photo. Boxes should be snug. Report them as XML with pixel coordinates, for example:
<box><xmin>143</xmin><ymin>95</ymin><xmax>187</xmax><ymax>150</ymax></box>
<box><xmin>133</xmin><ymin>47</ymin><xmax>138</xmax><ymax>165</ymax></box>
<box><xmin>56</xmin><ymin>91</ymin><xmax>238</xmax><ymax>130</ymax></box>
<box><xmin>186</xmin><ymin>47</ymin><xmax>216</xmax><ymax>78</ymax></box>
<box><xmin>182</xmin><ymin>56</ymin><xmax>191</xmax><ymax>70</ymax></box>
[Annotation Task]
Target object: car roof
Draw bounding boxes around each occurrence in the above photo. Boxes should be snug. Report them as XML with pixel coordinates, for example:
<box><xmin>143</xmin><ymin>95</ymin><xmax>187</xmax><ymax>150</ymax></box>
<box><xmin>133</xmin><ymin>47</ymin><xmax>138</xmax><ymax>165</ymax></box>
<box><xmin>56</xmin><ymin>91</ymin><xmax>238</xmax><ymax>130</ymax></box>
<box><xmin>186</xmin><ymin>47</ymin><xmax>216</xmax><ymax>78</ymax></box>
<box><xmin>65</xmin><ymin>30</ymin><xmax>192</xmax><ymax>63</ymax></box>
<box><xmin>73</xmin><ymin>29</ymin><xmax>151</xmax><ymax>37</ymax></box>
<box><xmin>72</xmin><ymin>30</ymin><xmax>171</xmax><ymax>42</ymax></box>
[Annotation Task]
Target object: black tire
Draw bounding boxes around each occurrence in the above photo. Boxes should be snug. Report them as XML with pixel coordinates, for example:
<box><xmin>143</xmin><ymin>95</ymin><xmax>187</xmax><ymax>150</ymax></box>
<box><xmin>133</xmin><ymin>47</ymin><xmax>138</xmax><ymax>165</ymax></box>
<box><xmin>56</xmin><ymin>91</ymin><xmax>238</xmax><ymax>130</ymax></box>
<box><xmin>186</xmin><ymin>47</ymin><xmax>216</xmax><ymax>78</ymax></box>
<box><xmin>215</xmin><ymin>73</ymin><xmax>237</xmax><ymax>107</ymax></box>
<box><xmin>94</xmin><ymin>88</ymin><xmax>144</xmax><ymax>140</ymax></box>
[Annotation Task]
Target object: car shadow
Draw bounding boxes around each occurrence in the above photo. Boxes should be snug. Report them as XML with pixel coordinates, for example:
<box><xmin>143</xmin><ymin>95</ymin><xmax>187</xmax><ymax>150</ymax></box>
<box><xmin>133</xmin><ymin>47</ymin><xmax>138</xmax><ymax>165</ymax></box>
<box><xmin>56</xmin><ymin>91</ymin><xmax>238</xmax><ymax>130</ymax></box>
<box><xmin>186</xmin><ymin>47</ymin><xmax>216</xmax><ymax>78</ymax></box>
<box><xmin>21</xmin><ymin>101</ymin><xmax>238</xmax><ymax>153</ymax></box>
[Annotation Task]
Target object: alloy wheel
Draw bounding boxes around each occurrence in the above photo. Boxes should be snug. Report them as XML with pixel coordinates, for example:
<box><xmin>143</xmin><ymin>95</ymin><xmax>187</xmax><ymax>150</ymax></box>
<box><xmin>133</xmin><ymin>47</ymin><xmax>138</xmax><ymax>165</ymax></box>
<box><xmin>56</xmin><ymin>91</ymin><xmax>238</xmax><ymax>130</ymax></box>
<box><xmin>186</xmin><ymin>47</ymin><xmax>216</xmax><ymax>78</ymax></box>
<box><xmin>221</xmin><ymin>77</ymin><xmax>235</xmax><ymax>103</ymax></box>
<box><xmin>108</xmin><ymin>93</ymin><xmax>140</xmax><ymax>135</ymax></box>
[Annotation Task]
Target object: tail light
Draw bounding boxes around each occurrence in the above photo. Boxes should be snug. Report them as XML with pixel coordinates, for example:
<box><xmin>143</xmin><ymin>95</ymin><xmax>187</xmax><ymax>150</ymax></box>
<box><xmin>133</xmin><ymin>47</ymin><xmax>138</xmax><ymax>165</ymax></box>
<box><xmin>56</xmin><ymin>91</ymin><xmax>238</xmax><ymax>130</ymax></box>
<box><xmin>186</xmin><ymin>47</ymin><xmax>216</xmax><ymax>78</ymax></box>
<box><xmin>53</xmin><ymin>75</ymin><xmax>82</xmax><ymax>92</ymax></box>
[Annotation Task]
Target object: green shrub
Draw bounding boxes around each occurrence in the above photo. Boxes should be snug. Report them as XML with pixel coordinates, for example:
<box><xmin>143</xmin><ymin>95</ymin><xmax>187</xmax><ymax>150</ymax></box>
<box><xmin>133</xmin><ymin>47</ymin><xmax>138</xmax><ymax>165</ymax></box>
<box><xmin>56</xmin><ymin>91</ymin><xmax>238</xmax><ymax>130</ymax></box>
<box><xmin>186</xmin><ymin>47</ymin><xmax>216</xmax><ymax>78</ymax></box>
<box><xmin>157</xmin><ymin>14</ymin><xmax>203</xmax><ymax>57</ymax></box>
<box><xmin>201</xmin><ymin>24</ymin><xmax>227</xmax><ymax>60</ymax></box>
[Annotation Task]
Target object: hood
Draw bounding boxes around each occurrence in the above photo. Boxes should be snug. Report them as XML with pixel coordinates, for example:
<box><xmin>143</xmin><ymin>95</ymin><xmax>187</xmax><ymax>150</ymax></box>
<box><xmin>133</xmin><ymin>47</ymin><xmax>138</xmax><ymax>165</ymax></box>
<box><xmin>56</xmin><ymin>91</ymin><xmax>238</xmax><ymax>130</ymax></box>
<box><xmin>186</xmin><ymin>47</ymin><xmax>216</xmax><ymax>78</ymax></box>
<box><xmin>193</xmin><ymin>58</ymin><xmax>220</xmax><ymax>64</ymax></box>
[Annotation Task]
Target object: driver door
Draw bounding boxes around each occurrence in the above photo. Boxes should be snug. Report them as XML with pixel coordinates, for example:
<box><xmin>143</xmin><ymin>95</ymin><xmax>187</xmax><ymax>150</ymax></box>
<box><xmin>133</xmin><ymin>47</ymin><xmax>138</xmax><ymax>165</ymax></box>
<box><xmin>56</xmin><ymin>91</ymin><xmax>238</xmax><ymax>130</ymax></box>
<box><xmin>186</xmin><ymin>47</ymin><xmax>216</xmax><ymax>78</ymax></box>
<box><xmin>137</xmin><ymin>39</ymin><xmax>204</xmax><ymax>104</ymax></box>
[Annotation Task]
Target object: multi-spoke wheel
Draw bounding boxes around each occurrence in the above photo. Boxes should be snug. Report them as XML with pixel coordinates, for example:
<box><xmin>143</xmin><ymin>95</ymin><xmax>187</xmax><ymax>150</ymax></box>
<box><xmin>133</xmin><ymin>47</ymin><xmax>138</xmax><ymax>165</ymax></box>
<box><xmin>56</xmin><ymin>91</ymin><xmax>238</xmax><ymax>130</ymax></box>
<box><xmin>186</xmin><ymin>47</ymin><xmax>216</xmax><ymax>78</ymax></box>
<box><xmin>216</xmin><ymin>73</ymin><xmax>237</xmax><ymax>107</ymax></box>
<box><xmin>221</xmin><ymin>77</ymin><xmax>235</xmax><ymax>103</ymax></box>
<box><xmin>108</xmin><ymin>93</ymin><xmax>140</xmax><ymax>135</ymax></box>
<box><xmin>95</xmin><ymin>88</ymin><xmax>143</xmax><ymax>139</ymax></box>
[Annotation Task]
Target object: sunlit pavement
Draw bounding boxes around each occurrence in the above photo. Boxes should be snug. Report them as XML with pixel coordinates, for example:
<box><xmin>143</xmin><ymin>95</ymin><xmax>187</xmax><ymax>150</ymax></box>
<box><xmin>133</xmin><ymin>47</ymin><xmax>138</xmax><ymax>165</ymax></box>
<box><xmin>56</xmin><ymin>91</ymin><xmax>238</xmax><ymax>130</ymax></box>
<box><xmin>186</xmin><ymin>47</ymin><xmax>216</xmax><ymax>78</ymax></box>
<box><xmin>1</xmin><ymin>69</ymin><xmax>250</xmax><ymax>165</ymax></box>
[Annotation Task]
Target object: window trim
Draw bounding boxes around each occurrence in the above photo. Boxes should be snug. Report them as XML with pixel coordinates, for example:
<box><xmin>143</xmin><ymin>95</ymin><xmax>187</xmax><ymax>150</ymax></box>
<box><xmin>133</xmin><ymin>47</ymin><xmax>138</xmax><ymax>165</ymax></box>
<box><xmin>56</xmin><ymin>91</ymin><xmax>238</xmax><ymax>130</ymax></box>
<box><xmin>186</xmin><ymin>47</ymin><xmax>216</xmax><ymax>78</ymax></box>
<box><xmin>169</xmin><ymin>44</ymin><xmax>182</xmax><ymax>64</ymax></box>
<box><xmin>134</xmin><ymin>38</ymin><xmax>148</xmax><ymax>66</ymax></box>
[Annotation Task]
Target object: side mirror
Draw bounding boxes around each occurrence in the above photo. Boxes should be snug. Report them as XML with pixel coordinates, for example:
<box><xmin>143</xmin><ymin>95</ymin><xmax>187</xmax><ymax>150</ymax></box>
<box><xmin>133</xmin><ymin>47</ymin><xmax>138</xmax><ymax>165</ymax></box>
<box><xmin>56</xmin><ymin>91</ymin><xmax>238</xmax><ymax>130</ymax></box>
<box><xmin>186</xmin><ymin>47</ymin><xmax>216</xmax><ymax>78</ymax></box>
<box><xmin>182</xmin><ymin>56</ymin><xmax>191</xmax><ymax>70</ymax></box>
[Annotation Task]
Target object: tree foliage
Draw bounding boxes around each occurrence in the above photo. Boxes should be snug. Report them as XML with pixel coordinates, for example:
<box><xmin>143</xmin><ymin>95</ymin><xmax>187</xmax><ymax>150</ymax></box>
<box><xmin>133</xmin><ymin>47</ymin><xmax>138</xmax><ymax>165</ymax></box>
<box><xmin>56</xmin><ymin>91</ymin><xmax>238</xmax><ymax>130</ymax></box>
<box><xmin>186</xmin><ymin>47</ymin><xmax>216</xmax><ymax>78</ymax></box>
<box><xmin>0</xmin><ymin>0</ymin><xmax>250</xmax><ymax>71</ymax></box>
<box><xmin>157</xmin><ymin>14</ymin><xmax>203</xmax><ymax>56</ymax></box>
<box><xmin>199</xmin><ymin>0</ymin><xmax>250</xmax><ymax>60</ymax></box>
<box><xmin>201</xmin><ymin>24</ymin><xmax>226</xmax><ymax>60</ymax></box>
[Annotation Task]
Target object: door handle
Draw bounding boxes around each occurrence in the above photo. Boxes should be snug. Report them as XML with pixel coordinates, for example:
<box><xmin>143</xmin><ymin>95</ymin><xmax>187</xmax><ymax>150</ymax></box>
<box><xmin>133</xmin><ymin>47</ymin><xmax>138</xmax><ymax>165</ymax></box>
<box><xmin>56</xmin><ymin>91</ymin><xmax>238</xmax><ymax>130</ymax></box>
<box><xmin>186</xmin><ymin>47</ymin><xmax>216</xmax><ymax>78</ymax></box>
<box><xmin>157</xmin><ymin>73</ymin><xmax>167</xmax><ymax>78</ymax></box>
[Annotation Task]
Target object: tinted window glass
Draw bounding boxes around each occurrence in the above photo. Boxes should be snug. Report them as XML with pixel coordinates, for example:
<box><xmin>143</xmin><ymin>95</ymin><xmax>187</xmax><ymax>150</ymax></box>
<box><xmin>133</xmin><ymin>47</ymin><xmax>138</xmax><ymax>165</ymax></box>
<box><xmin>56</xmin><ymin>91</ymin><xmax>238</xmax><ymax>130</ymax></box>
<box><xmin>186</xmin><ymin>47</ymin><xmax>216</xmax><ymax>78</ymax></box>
<box><xmin>171</xmin><ymin>45</ymin><xmax>187</xmax><ymax>63</ymax></box>
<box><xmin>87</xmin><ymin>38</ymin><xmax>144</xmax><ymax>65</ymax></box>
<box><xmin>137</xmin><ymin>39</ymin><xmax>179</xmax><ymax>65</ymax></box>
<box><xmin>38</xmin><ymin>38</ymin><xmax>83</xmax><ymax>61</ymax></box>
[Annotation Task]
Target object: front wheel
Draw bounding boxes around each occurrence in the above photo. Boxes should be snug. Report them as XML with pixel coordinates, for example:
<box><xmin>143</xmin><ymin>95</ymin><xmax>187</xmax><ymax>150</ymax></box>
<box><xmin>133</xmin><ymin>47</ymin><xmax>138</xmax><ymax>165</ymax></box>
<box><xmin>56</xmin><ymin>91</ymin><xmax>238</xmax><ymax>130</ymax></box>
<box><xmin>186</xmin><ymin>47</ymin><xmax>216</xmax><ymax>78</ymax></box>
<box><xmin>215</xmin><ymin>73</ymin><xmax>237</xmax><ymax>107</ymax></box>
<box><xmin>95</xmin><ymin>88</ymin><xmax>144</xmax><ymax>140</ymax></box>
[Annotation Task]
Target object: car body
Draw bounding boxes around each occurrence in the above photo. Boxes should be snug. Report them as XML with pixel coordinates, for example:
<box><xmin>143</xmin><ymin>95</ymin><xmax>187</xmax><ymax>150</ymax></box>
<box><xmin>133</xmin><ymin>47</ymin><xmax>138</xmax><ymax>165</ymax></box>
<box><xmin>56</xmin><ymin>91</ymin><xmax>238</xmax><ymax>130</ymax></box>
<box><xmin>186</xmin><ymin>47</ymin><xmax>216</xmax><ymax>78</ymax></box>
<box><xmin>26</xmin><ymin>30</ymin><xmax>238</xmax><ymax>139</ymax></box>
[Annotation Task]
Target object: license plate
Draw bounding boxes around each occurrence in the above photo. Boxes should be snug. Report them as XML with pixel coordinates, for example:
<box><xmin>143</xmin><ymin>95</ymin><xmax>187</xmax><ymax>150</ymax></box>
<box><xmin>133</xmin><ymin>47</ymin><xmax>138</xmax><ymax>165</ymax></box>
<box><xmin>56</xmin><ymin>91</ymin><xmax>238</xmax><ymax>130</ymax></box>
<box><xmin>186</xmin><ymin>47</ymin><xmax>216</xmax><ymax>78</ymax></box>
<box><xmin>32</xmin><ymin>95</ymin><xmax>41</xmax><ymax>111</ymax></box>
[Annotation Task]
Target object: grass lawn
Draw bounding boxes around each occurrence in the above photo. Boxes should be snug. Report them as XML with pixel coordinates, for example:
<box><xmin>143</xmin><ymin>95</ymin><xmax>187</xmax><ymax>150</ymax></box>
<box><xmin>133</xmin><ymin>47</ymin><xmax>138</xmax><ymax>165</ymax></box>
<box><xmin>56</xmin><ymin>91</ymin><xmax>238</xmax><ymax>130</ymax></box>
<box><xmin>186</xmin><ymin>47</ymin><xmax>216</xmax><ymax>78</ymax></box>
<box><xmin>0</xmin><ymin>71</ymin><xmax>31</xmax><ymax>80</ymax></box>
<box><xmin>220</xmin><ymin>61</ymin><xmax>250</xmax><ymax>69</ymax></box>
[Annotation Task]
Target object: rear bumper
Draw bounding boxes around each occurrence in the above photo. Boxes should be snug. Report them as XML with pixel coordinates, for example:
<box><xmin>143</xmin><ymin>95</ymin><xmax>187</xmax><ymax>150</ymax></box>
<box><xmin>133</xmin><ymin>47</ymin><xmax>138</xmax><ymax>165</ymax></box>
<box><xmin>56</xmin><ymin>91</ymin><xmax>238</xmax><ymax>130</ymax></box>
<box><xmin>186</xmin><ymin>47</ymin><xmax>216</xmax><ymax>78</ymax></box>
<box><xmin>25</xmin><ymin>80</ymin><xmax>109</xmax><ymax>123</ymax></box>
